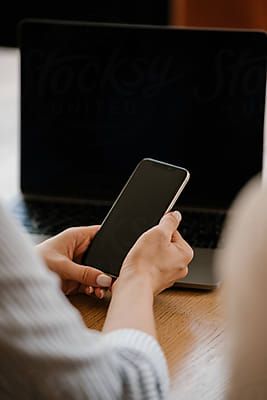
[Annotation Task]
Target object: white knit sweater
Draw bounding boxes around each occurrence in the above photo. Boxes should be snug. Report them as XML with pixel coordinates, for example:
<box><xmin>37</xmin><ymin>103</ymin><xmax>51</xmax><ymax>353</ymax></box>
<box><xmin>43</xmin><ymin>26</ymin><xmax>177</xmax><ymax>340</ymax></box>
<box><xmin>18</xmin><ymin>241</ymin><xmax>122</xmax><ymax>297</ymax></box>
<box><xmin>0</xmin><ymin>203</ymin><xmax>169</xmax><ymax>400</ymax></box>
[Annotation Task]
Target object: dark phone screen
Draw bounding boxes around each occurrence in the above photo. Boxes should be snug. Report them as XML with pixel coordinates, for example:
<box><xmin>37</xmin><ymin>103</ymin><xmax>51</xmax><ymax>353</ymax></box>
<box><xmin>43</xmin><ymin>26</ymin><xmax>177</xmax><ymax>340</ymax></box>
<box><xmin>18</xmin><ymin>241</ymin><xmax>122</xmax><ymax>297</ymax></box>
<box><xmin>83</xmin><ymin>159</ymin><xmax>188</xmax><ymax>276</ymax></box>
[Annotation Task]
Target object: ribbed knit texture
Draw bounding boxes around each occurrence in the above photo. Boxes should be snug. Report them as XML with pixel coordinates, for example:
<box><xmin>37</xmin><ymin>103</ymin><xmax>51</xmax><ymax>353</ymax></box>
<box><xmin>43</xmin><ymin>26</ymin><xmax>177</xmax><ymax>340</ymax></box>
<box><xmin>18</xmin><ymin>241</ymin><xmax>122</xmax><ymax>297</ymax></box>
<box><xmin>0</xmin><ymin>203</ymin><xmax>169</xmax><ymax>399</ymax></box>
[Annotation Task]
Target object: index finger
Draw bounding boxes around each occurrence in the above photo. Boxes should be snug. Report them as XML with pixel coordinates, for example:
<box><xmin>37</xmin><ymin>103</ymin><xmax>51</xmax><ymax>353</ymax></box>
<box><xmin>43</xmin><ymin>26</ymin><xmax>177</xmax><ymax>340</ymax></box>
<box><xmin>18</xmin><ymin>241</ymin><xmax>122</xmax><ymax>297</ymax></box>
<box><xmin>158</xmin><ymin>211</ymin><xmax>182</xmax><ymax>239</ymax></box>
<box><xmin>61</xmin><ymin>225</ymin><xmax>101</xmax><ymax>256</ymax></box>
<box><xmin>63</xmin><ymin>225</ymin><xmax>101</xmax><ymax>241</ymax></box>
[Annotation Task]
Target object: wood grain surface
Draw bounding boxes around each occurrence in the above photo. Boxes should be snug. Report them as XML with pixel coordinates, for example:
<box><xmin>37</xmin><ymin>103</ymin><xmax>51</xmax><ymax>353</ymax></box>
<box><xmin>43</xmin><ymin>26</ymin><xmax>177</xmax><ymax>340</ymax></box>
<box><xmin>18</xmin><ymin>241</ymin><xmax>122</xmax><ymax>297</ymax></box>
<box><xmin>70</xmin><ymin>288</ymin><xmax>226</xmax><ymax>399</ymax></box>
<box><xmin>1</xmin><ymin>47</ymin><xmax>226</xmax><ymax>399</ymax></box>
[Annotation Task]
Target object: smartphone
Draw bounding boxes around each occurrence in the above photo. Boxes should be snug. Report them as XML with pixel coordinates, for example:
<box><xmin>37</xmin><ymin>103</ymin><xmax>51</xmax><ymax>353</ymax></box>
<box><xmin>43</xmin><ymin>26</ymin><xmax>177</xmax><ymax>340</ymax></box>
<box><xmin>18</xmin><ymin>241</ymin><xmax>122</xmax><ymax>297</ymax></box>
<box><xmin>83</xmin><ymin>158</ymin><xmax>190</xmax><ymax>277</ymax></box>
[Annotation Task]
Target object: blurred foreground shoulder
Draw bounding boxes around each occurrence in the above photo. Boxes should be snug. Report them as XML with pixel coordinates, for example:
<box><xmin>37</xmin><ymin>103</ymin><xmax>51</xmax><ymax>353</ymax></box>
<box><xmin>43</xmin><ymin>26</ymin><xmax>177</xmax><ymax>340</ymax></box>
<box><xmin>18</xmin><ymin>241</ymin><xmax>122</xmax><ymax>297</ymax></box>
<box><xmin>216</xmin><ymin>176</ymin><xmax>267</xmax><ymax>400</ymax></box>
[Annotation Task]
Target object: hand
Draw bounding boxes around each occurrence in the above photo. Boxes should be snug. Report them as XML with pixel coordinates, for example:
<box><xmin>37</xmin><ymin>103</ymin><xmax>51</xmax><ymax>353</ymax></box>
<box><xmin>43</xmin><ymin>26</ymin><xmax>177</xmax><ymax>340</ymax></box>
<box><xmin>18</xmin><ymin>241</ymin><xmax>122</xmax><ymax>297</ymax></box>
<box><xmin>37</xmin><ymin>226</ymin><xmax>112</xmax><ymax>298</ymax></box>
<box><xmin>118</xmin><ymin>211</ymin><xmax>193</xmax><ymax>295</ymax></box>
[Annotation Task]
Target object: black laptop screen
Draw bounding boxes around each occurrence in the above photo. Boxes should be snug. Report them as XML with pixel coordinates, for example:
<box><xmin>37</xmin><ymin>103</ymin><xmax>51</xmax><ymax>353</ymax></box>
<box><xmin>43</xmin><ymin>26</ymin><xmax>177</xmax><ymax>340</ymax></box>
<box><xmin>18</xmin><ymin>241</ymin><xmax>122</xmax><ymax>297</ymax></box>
<box><xmin>20</xmin><ymin>21</ymin><xmax>267</xmax><ymax>209</ymax></box>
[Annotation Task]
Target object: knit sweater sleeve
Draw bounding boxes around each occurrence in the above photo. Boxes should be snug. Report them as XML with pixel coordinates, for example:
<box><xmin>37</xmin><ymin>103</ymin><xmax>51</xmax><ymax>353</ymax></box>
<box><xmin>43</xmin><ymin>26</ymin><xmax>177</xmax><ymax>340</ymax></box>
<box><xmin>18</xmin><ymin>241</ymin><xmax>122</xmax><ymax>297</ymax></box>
<box><xmin>0</xmin><ymin>203</ymin><xmax>169</xmax><ymax>400</ymax></box>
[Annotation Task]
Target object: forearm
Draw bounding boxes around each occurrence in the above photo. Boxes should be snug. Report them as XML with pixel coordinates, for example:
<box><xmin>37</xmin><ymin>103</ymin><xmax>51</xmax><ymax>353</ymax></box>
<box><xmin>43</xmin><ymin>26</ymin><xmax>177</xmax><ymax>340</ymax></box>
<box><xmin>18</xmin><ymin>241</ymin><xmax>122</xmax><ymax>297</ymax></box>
<box><xmin>103</xmin><ymin>269</ymin><xmax>157</xmax><ymax>338</ymax></box>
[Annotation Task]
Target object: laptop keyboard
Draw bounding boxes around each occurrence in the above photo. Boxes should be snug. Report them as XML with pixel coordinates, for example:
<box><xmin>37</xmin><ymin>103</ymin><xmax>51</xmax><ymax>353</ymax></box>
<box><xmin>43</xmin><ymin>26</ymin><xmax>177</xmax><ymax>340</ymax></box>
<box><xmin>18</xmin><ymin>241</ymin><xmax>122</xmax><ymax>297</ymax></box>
<box><xmin>11</xmin><ymin>200</ymin><xmax>110</xmax><ymax>236</ymax></box>
<box><xmin>178</xmin><ymin>209</ymin><xmax>226</xmax><ymax>248</ymax></box>
<box><xmin>11</xmin><ymin>200</ymin><xmax>226</xmax><ymax>248</ymax></box>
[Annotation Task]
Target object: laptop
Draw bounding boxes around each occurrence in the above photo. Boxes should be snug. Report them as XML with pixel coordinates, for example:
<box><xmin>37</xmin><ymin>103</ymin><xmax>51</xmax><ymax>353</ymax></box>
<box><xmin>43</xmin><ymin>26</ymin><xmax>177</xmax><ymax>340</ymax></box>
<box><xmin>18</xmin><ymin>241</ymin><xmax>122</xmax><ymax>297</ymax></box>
<box><xmin>12</xmin><ymin>20</ymin><xmax>267</xmax><ymax>289</ymax></box>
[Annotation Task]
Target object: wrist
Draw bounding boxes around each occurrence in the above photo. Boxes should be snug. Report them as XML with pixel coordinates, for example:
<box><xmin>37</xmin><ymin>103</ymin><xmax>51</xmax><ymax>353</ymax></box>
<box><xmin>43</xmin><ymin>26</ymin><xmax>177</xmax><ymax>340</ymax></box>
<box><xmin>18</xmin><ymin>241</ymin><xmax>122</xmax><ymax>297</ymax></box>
<box><xmin>113</xmin><ymin>265</ymin><xmax>155</xmax><ymax>297</ymax></box>
<box><xmin>104</xmin><ymin>265</ymin><xmax>156</xmax><ymax>337</ymax></box>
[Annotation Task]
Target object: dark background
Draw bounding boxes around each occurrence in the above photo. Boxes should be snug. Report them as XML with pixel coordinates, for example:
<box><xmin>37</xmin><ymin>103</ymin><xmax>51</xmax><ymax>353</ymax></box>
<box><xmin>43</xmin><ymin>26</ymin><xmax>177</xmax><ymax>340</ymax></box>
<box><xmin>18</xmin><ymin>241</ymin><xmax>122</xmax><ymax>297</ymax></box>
<box><xmin>0</xmin><ymin>1</ymin><xmax>169</xmax><ymax>47</ymax></box>
<box><xmin>20</xmin><ymin>22</ymin><xmax>266</xmax><ymax>208</ymax></box>
<box><xmin>1</xmin><ymin>1</ymin><xmax>267</xmax><ymax>47</ymax></box>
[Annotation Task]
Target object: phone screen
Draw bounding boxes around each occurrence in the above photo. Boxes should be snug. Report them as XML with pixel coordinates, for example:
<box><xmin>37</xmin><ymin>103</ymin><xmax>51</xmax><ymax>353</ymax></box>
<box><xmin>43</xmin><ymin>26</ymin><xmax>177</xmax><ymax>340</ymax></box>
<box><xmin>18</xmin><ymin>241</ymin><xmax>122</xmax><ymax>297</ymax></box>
<box><xmin>83</xmin><ymin>159</ymin><xmax>189</xmax><ymax>276</ymax></box>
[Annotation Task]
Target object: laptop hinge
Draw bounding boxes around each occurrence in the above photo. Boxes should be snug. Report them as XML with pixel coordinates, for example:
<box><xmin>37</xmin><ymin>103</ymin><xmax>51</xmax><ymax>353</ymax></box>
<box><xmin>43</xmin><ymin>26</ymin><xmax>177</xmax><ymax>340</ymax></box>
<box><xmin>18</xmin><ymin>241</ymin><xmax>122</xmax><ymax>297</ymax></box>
<box><xmin>19</xmin><ymin>192</ymin><xmax>113</xmax><ymax>207</ymax></box>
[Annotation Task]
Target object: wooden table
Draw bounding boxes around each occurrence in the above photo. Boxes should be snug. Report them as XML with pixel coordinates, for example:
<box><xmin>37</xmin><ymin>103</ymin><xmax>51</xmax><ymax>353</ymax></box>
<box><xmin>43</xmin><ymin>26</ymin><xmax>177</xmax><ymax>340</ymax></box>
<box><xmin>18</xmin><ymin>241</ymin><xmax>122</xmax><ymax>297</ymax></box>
<box><xmin>0</xmin><ymin>47</ymin><xmax>226</xmax><ymax>399</ymax></box>
<box><xmin>70</xmin><ymin>289</ymin><xmax>226</xmax><ymax>399</ymax></box>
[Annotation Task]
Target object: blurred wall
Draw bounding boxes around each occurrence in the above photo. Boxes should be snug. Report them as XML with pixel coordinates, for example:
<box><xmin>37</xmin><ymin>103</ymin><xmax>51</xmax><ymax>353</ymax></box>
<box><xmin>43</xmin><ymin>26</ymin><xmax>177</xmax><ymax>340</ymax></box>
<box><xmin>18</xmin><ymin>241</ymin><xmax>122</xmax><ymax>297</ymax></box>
<box><xmin>170</xmin><ymin>0</ymin><xmax>267</xmax><ymax>30</ymax></box>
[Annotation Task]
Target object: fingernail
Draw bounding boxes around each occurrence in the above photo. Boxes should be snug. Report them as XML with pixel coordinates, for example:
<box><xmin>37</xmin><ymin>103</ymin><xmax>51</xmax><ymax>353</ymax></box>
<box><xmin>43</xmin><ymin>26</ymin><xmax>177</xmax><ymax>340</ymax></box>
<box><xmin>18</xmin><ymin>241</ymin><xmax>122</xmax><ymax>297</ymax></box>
<box><xmin>96</xmin><ymin>274</ymin><xmax>112</xmax><ymax>287</ymax></box>
<box><xmin>86</xmin><ymin>286</ymin><xmax>94</xmax><ymax>294</ymax></box>
<box><xmin>99</xmin><ymin>289</ymin><xmax>104</xmax><ymax>299</ymax></box>
<box><xmin>173</xmin><ymin>211</ymin><xmax>181</xmax><ymax>220</ymax></box>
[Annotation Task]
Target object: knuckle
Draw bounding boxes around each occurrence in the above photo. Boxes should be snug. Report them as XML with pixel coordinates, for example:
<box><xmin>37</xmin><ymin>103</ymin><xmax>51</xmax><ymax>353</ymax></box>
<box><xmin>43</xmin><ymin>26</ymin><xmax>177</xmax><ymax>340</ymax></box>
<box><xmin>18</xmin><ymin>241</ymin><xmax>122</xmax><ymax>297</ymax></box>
<box><xmin>81</xmin><ymin>268</ymin><xmax>93</xmax><ymax>284</ymax></box>
<box><xmin>185</xmin><ymin>244</ymin><xmax>194</xmax><ymax>262</ymax></box>
<box><xmin>177</xmin><ymin>259</ymin><xmax>188</xmax><ymax>271</ymax></box>
<box><xmin>179</xmin><ymin>240</ymin><xmax>194</xmax><ymax>263</ymax></box>
<box><xmin>179</xmin><ymin>266</ymin><xmax>188</xmax><ymax>279</ymax></box>
<box><xmin>140</xmin><ymin>229</ymin><xmax>151</xmax><ymax>239</ymax></box>
<box><xmin>63</xmin><ymin>227</ymin><xmax>76</xmax><ymax>236</ymax></box>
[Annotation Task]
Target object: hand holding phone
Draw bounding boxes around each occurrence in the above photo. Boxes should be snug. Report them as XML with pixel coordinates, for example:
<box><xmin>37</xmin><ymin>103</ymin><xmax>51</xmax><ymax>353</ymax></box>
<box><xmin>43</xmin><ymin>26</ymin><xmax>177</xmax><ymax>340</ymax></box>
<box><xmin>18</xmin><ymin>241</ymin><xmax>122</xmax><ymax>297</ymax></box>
<box><xmin>83</xmin><ymin>158</ymin><xmax>190</xmax><ymax>277</ymax></box>
<box><xmin>118</xmin><ymin>209</ymin><xmax>194</xmax><ymax>295</ymax></box>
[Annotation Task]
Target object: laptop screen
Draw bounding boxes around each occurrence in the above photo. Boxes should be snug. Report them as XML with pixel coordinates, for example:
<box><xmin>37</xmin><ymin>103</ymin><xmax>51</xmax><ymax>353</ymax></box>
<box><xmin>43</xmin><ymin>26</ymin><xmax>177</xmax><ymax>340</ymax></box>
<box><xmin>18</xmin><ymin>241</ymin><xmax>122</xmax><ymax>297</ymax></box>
<box><xmin>20</xmin><ymin>21</ymin><xmax>267</xmax><ymax>209</ymax></box>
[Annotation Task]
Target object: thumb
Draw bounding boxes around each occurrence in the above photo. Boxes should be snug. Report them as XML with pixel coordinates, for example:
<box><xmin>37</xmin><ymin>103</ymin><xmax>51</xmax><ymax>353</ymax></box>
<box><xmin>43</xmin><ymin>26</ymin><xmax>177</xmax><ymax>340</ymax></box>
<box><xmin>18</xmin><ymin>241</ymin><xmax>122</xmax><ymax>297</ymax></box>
<box><xmin>159</xmin><ymin>211</ymin><xmax>182</xmax><ymax>239</ymax></box>
<box><xmin>65</xmin><ymin>259</ymin><xmax>112</xmax><ymax>287</ymax></box>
